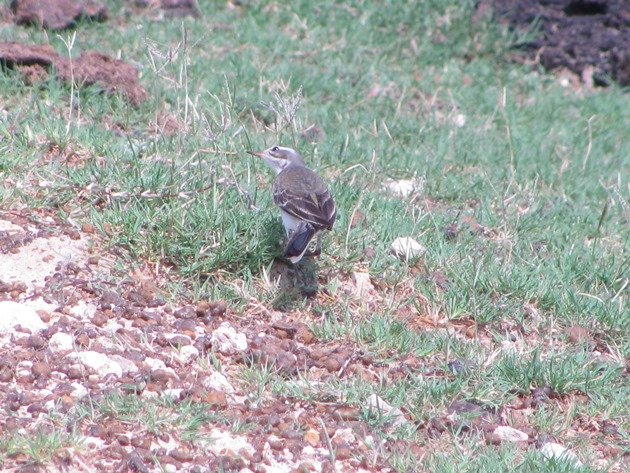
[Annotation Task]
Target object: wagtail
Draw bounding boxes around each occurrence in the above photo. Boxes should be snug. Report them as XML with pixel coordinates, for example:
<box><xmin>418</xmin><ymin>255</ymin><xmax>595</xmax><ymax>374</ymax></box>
<box><xmin>247</xmin><ymin>146</ymin><xmax>336</xmax><ymax>263</ymax></box>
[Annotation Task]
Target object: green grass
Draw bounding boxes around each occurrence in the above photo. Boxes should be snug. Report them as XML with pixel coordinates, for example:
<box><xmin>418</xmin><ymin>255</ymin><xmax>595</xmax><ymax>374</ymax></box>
<box><xmin>1</xmin><ymin>0</ymin><xmax>628</xmax><ymax>471</ymax></box>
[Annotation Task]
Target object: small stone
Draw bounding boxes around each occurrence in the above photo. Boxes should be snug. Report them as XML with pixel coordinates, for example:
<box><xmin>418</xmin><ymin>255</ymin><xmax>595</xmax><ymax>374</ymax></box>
<box><xmin>27</xmin><ymin>334</ymin><xmax>47</xmax><ymax>349</ymax></box>
<box><xmin>296</xmin><ymin>325</ymin><xmax>315</xmax><ymax>344</ymax></box>
<box><xmin>0</xmin><ymin>301</ymin><xmax>47</xmax><ymax>335</ymax></box>
<box><xmin>335</xmin><ymin>446</ymin><xmax>353</xmax><ymax>460</ymax></box>
<box><xmin>205</xmin><ymin>390</ymin><xmax>228</xmax><ymax>407</ymax></box>
<box><xmin>331</xmin><ymin>428</ymin><xmax>356</xmax><ymax>445</ymax></box>
<box><xmin>206</xmin><ymin>429</ymin><xmax>255</xmax><ymax>458</ymax></box>
<box><xmin>210</xmin><ymin>323</ymin><xmax>247</xmax><ymax>355</ymax></box>
<box><xmin>91</xmin><ymin>312</ymin><xmax>108</xmax><ymax>327</ymax></box>
<box><xmin>452</xmin><ymin>113</ymin><xmax>467</xmax><ymax>127</ymax></box>
<box><xmin>69</xmin><ymin>301</ymin><xmax>97</xmax><ymax>320</ymax></box>
<box><xmin>88</xmin><ymin>255</ymin><xmax>100</xmax><ymax>265</ymax></box>
<box><xmin>492</xmin><ymin>426</ymin><xmax>529</xmax><ymax>442</ymax></box>
<box><xmin>390</xmin><ymin>237</ymin><xmax>426</xmax><ymax>260</ymax></box>
<box><xmin>540</xmin><ymin>442</ymin><xmax>582</xmax><ymax>468</ymax></box>
<box><xmin>203</xmin><ymin>371</ymin><xmax>235</xmax><ymax>394</ymax></box>
<box><xmin>81</xmin><ymin>223</ymin><xmax>95</xmax><ymax>234</ymax></box>
<box><xmin>66</xmin><ymin>351</ymin><xmax>123</xmax><ymax>378</ymax></box>
<box><xmin>566</xmin><ymin>326</ymin><xmax>590</xmax><ymax>344</ymax></box>
<box><xmin>304</xmin><ymin>429</ymin><xmax>320</xmax><ymax>447</ymax></box>
<box><xmin>178</xmin><ymin>345</ymin><xmax>199</xmax><ymax>363</ymax></box>
<box><xmin>31</xmin><ymin>362</ymin><xmax>52</xmax><ymax>378</ymax></box>
<box><xmin>168</xmin><ymin>449</ymin><xmax>193</xmax><ymax>463</ymax></box>
<box><xmin>366</xmin><ymin>394</ymin><xmax>407</xmax><ymax>430</ymax></box>
<box><xmin>332</xmin><ymin>406</ymin><xmax>360</xmax><ymax>421</ymax></box>
<box><xmin>351</xmin><ymin>272</ymin><xmax>374</xmax><ymax>299</ymax></box>
<box><xmin>383</xmin><ymin>178</ymin><xmax>422</xmax><ymax>199</ymax></box>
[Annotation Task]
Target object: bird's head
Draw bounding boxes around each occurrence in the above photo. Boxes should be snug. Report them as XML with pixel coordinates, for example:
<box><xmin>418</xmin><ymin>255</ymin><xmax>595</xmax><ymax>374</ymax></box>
<box><xmin>247</xmin><ymin>146</ymin><xmax>304</xmax><ymax>174</ymax></box>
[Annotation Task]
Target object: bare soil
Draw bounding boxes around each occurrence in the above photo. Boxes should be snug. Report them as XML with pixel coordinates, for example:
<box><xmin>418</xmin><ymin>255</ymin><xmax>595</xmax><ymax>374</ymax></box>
<box><xmin>0</xmin><ymin>43</ymin><xmax>147</xmax><ymax>106</ymax></box>
<box><xmin>491</xmin><ymin>0</ymin><xmax>630</xmax><ymax>86</ymax></box>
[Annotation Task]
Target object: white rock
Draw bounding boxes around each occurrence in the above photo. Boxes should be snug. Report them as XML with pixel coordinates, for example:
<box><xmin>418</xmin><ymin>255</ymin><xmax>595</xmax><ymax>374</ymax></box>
<box><xmin>351</xmin><ymin>272</ymin><xmax>374</xmax><ymax>299</ymax></box>
<box><xmin>178</xmin><ymin>345</ymin><xmax>199</xmax><ymax>363</ymax></box>
<box><xmin>0</xmin><ymin>301</ymin><xmax>46</xmax><ymax>335</ymax></box>
<box><xmin>162</xmin><ymin>388</ymin><xmax>183</xmax><ymax>399</ymax></box>
<box><xmin>207</xmin><ymin>428</ymin><xmax>255</xmax><ymax>457</ymax></box>
<box><xmin>164</xmin><ymin>465</ymin><xmax>177</xmax><ymax>473</ymax></box>
<box><xmin>390</xmin><ymin>237</ymin><xmax>426</xmax><ymax>260</ymax></box>
<box><xmin>383</xmin><ymin>178</ymin><xmax>422</xmax><ymax>199</ymax></box>
<box><xmin>452</xmin><ymin>113</ymin><xmax>467</xmax><ymax>127</ymax></box>
<box><xmin>81</xmin><ymin>436</ymin><xmax>106</xmax><ymax>450</ymax></box>
<box><xmin>366</xmin><ymin>394</ymin><xmax>407</xmax><ymax>430</ymax></box>
<box><xmin>211</xmin><ymin>323</ymin><xmax>248</xmax><ymax>355</ymax></box>
<box><xmin>49</xmin><ymin>332</ymin><xmax>74</xmax><ymax>353</ymax></box>
<box><xmin>66</xmin><ymin>351</ymin><xmax>123</xmax><ymax>378</ymax></box>
<box><xmin>144</xmin><ymin>357</ymin><xmax>166</xmax><ymax>371</ymax></box>
<box><xmin>332</xmin><ymin>427</ymin><xmax>356</xmax><ymax>444</ymax></box>
<box><xmin>69</xmin><ymin>301</ymin><xmax>97</xmax><ymax>320</ymax></box>
<box><xmin>165</xmin><ymin>333</ymin><xmax>192</xmax><ymax>345</ymax></box>
<box><xmin>144</xmin><ymin>357</ymin><xmax>178</xmax><ymax>380</ymax></box>
<box><xmin>109</xmin><ymin>355</ymin><xmax>139</xmax><ymax>374</ymax></box>
<box><xmin>493</xmin><ymin>425</ymin><xmax>529</xmax><ymax>442</ymax></box>
<box><xmin>70</xmin><ymin>382</ymin><xmax>89</xmax><ymax>399</ymax></box>
<box><xmin>16</xmin><ymin>360</ymin><xmax>32</xmax><ymax>378</ymax></box>
<box><xmin>203</xmin><ymin>371</ymin><xmax>235</xmax><ymax>394</ymax></box>
<box><xmin>540</xmin><ymin>442</ymin><xmax>583</xmax><ymax>468</ymax></box>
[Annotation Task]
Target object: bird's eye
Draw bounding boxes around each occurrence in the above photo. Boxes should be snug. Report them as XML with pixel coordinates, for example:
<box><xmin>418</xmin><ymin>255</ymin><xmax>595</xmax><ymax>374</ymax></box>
<box><xmin>271</xmin><ymin>146</ymin><xmax>279</xmax><ymax>152</ymax></box>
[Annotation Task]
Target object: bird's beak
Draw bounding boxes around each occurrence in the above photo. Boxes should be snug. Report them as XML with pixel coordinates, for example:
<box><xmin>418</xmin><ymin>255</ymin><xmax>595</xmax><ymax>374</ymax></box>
<box><xmin>247</xmin><ymin>150</ymin><xmax>263</xmax><ymax>158</ymax></box>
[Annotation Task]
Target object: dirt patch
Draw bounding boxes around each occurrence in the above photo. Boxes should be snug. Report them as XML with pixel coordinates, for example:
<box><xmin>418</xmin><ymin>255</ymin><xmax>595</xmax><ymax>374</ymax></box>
<box><xmin>491</xmin><ymin>0</ymin><xmax>630</xmax><ymax>86</ymax></box>
<box><xmin>11</xmin><ymin>0</ymin><xmax>108</xmax><ymax>30</ymax></box>
<box><xmin>0</xmin><ymin>42</ymin><xmax>147</xmax><ymax>106</ymax></box>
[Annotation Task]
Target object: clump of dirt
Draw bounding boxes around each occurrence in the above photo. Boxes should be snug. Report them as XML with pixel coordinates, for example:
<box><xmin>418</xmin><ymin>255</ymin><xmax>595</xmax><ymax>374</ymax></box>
<box><xmin>491</xmin><ymin>0</ymin><xmax>630</xmax><ymax>86</ymax></box>
<box><xmin>0</xmin><ymin>42</ymin><xmax>147</xmax><ymax>106</ymax></box>
<box><xmin>128</xmin><ymin>0</ymin><xmax>201</xmax><ymax>19</ymax></box>
<box><xmin>10</xmin><ymin>0</ymin><xmax>108</xmax><ymax>30</ymax></box>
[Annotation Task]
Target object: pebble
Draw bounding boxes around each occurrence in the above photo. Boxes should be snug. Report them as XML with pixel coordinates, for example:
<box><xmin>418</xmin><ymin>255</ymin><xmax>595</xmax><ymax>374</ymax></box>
<box><xmin>303</xmin><ymin>429</ymin><xmax>320</xmax><ymax>447</ymax></box>
<box><xmin>366</xmin><ymin>394</ymin><xmax>407</xmax><ymax>430</ymax></box>
<box><xmin>492</xmin><ymin>425</ymin><xmax>529</xmax><ymax>442</ymax></box>
<box><xmin>27</xmin><ymin>334</ymin><xmax>47</xmax><ymax>349</ymax></box>
<box><xmin>49</xmin><ymin>332</ymin><xmax>74</xmax><ymax>353</ymax></box>
<box><xmin>210</xmin><ymin>322</ymin><xmax>248</xmax><ymax>354</ymax></box>
<box><xmin>203</xmin><ymin>371</ymin><xmax>235</xmax><ymax>394</ymax></box>
<box><xmin>335</xmin><ymin>446</ymin><xmax>353</xmax><ymax>460</ymax></box>
<box><xmin>206</xmin><ymin>428</ymin><xmax>255</xmax><ymax>457</ymax></box>
<box><xmin>66</xmin><ymin>351</ymin><xmax>123</xmax><ymax>378</ymax></box>
<box><xmin>31</xmin><ymin>362</ymin><xmax>52</xmax><ymax>378</ymax></box>
<box><xmin>390</xmin><ymin>237</ymin><xmax>426</xmax><ymax>260</ymax></box>
<box><xmin>0</xmin><ymin>301</ymin><xmax>47</xmax><ymax>335</ymax></box>
<box><xmin>382</xmin><ymin>178</ymin><xmax>422</xmax><ymax>199</ymax></box>
<box><xmin>351</xmin><ymin>272</ymin><xmax>374</xmax><ymax>299</ymax></box>
<box><xmin>205</xmin><ymin>390</ymin><xmax>228</xmax><ymax>408</ymax></box>
<box><xmin>178</xmin><ymin>345</ymin><xmax>199</xmax><ymax>363</ymax></box>
<box><xmin>540</xmin><ymin>442</ymin><xmax>583</xmax><ymax>467</ymax></box>
<box><xmin>69</xmin><ymin>301</ymin><xmax>97</xmax><ymax>319</ymax></box>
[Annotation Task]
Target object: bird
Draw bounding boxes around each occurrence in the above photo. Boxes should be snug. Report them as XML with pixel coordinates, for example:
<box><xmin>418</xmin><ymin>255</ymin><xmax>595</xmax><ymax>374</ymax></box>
<box><xmin>247</xmin><ymin>145</ymin><xmax>336</xmax><ymax>264</ymax></box>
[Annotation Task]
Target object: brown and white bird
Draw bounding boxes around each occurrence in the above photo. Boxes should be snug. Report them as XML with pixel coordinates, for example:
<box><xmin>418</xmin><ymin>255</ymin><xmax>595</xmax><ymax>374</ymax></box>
<box><xmin>247</xmin><ymin>146</ymin><xmax>336</xmax><ymax>263</ymax></box>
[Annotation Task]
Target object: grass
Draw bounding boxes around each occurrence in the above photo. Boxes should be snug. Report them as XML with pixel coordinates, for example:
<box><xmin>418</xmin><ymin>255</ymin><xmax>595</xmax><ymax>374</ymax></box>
<box><xmin>1</xmin><ymin>0</ymin><xmax>628</xmax><ymax>471</ymax></box>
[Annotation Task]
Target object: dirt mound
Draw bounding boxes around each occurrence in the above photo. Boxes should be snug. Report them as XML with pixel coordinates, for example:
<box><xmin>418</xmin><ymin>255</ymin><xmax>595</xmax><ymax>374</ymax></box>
<box><xmin>0</xmin><ymin>42</ymin><xmax>147</xmax><ymax>106</ymax></box>
<box><xmin>492</xmin><ymin>0</ymin><xmax>630</xmax><ymax>86</ymax></box>
<box><xmin>11</xmin><ymin>0</ymin><xmax>107</xmax><ymax>30</ymax></box>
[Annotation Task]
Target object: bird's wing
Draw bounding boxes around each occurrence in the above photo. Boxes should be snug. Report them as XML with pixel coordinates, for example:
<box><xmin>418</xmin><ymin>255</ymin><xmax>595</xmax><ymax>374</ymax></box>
<box><xmin>273</xmin><ymin>186</ymin><xmax>336</xmax><ymax>230</ymax></box>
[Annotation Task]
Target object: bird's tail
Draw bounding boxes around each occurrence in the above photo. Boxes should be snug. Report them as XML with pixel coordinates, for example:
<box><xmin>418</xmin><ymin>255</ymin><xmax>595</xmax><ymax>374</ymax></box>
<box><xmin>284</xmin><ymin>221</ymin><xmax>315</xmax><ymax>263</ymax></box>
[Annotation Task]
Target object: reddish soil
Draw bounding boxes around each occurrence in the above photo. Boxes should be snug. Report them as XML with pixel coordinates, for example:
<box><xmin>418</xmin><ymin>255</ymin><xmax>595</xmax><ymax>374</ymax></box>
<box><xmin>491</xmin><ymin>0</ymin><xmax>630</xmax><ymax>86</ymax></box>
<box><xmin>10</xmin><ymin>0</ymin><xmax>107</xmax><ymax>30</ymax></box>
<box><xmin>0</xmin><ymin>43</ymin><xmax>147</xmax><ymax>106</ymax></box>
